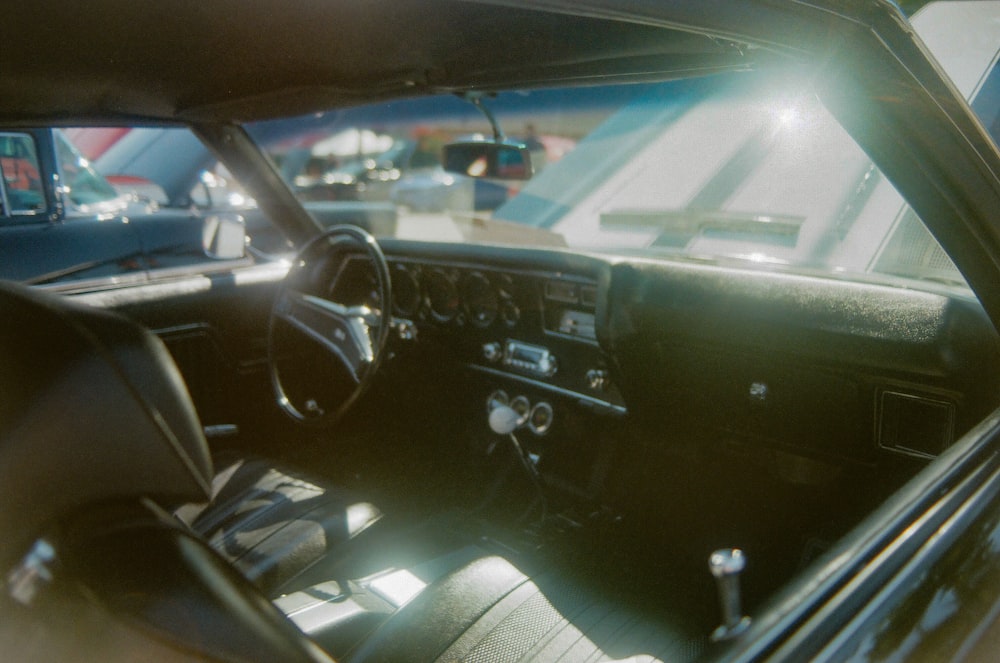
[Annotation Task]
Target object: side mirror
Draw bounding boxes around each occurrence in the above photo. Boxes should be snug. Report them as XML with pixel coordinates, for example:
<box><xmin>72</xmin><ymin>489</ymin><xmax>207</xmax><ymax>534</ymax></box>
<box><xmin>202</xmin><ymin>213</ymin><xmax>247</xmax><ymax>260</ymax></box>
<box><xmin>442</xmin><ymin>141</ymin><xmax>533</xmax><ymax>180</ymax></box>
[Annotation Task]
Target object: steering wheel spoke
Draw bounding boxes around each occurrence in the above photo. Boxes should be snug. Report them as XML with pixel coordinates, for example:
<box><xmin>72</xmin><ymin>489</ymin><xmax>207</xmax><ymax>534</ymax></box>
<box><xmin>275</xmin><ymin>290</ymin><xmax>374</xmax><ymax>383</ymax></box>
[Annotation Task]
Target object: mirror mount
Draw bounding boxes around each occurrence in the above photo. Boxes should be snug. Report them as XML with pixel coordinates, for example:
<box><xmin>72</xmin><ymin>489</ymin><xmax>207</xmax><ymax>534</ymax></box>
<box><xmin>465</xmin><ymin>92</ymin><xmax>506</xmax><ymax>143</ymax></box>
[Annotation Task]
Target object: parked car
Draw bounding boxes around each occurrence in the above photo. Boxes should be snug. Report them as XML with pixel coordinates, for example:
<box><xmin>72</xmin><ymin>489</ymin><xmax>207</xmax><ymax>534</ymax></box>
<box><xmin>93</xmin><ymin>126</ymin><xmax>402</xmax><ymax>253</ymax></box>
<box><xmin>6</xmin><ymin>1</ymin><xmax>1000</xmax><ymax>662</ymax></box>
<box><xmin>0</xmin><ymin>128</ymin><xmax>251</xmax><ymax>288</ymax></box>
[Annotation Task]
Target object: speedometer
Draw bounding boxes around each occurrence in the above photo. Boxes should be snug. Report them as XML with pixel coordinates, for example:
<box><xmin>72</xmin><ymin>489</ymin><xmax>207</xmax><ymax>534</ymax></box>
<box><xmin>392</xmin><ymin>264</ymin><xmax>421</xmax><ymax>318</ymax></box>
<box><xmin>462</xmin><ymin>272</ymin><xmax>499</xmax><ymax>328</ymax></box>
<box><xmin>425</xmin><ymin>269</ymin><xmax>460</xmax><ymax>322</ymax></box>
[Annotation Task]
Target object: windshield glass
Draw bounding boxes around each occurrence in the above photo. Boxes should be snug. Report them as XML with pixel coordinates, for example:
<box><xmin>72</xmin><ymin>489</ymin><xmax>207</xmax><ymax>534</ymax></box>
<box><xmin>247</xmin><ymin>68</ymin><xmax>968</xmax><ymax>291</ymax></box>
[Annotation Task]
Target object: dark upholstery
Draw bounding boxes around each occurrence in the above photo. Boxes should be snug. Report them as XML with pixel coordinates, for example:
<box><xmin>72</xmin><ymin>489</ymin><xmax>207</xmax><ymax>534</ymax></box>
<box><xmin>0</xmin><ymin>281</ymin><xmax>212</xmax><ymax>570</ymax></box>
<box><xmin>58</xmin><ymin>501</ymin><xmax>335</xmax><ymax>663</ymax></box>
<box><xmin>1</xmin><ymin>280</ymin><xmax>700</xmax><ymax>662</ymax></box>
<box><xmin>344</xmin><ymin>552</ymin><xmax>706</xmax><ymax>663</ymax></box>
<box><xmin>175</xmin><ymin>456</ymin><xmax>383</xmax><ymax>597</ymax></box>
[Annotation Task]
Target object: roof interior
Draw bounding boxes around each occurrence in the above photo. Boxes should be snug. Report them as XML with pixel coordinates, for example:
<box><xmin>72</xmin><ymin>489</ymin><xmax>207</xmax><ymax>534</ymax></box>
<box><xmin>2</xmin><ymin>0</ymin><xmax>756</xmax><ymax>124</ymax></box>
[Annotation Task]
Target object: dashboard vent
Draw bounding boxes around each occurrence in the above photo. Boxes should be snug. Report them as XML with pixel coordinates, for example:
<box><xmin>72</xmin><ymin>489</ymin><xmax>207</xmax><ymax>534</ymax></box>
<box><xmin>878</xmin><ymin>390</ymin><xmax>955</xmax><ymax>459</ymax></box>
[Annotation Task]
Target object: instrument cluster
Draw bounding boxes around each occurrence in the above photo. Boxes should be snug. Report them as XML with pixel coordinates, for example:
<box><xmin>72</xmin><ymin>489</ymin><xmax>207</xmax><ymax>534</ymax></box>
<box><xmin>396</xmin><ymin>263</ymin><xmax>525</xmax><ymax>329</ymax></box>
<box><xmin>330</xmin><ymin>256</ymin><xmax>535</xmax><ymax>332</ymax></box>
<box><xmin>326</xmin><ymin>253</ymin><xmax>622</xmax><ymax>409</ymax></box>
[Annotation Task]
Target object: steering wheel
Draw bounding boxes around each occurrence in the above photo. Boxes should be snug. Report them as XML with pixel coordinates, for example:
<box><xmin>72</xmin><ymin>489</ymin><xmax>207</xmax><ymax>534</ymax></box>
<box><xmin>268</xmin><ymin>225</ymin><xmax>392</xmax><ymax>426</ymax></box>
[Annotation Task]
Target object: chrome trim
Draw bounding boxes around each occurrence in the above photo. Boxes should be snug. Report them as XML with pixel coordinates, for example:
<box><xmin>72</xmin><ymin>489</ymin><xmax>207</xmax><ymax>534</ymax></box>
<box><xmin>152</xmin><ymin>322</ymin><xmax>213</xmax><ymax>337</ymax></box>
<box><xmin>503</xmin><ymin>339</ymin><xmax>557</xmax><ymax>378</ymax></box>
<box><xmin>466</xmin><ymin>363</ymin><xmax>627</xmax><ymax>414</ymax></box>
<box><xmin>486</xmin><ymin>389</ymin><xmax>510</xmax><ymax>414</ymax></box>
<box><xmin>528</xmin><ymin>401</ymin><xmax>554</xmax><ymax>435</ymax></box>
<box><xmin>204</xmin><ymin>424</ymin><xmax>239</xmax><ymax>438</ymax></box>
<box><xmin>876</xmin><ymin>389</ymin><xmax>956</xmax><ymax>460</ymax></box>
<box><xmin>7</xmin><ymin>539</ymin><xmax>56</xmax><ymax>606</ymax></box>
<box><xmin>510</xmin><ymin>395</ymin><xmax>531</xmax><ymax>426</ymax></box>
<box><xmin>388</xmin><ymin>254</ymin><xmax>600</xmax><ymax>287</ymax></box>
<box><xmin>300</xmin><ymin>294</ymin><xmax>377</xmax><ymax>364</ymax></box>
<box><xmin>66</xmin><ymin>261</ymin><xmax>288</xmax><ymax>306</ymax></box>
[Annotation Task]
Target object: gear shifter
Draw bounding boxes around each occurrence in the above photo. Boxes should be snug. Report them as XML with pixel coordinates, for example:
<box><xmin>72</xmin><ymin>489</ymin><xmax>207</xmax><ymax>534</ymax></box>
<box><xmin>489</xmin><ymin>404</ymin><xmax>520</xmax><ymax>435</ymax></box>
<box><xmin>488</xmin><ymin>405</ymin><xmax>547</xmax><ymax>522</ymax></box>
<box><xmin>709</xmin><ymin>548</ymin><xmax>751</xmax><ymax>641</ymax></box>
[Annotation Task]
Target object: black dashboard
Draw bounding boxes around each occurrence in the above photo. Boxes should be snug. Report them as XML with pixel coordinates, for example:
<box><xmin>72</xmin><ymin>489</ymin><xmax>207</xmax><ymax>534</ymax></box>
<box><xmin>326</xmin><ymin>247</ymin><xmax>626</xmax><ymax>418</ymax></box>
<box><xmin>316</xmin><ymin>240</ymin><xmax>1000</xmax><ymax>474</ymax></box>
<box><xmin>80</xmin><ymin>238</ymin><xmax>1000</xmax><ymax>481</ymax></box>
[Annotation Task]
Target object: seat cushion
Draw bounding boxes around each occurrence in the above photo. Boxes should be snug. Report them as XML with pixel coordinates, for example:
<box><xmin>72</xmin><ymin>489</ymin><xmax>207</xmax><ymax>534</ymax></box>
<box><xmin>175</xmin><ymin>456</ymin><xmax>382</xmax><ymax>597</ymax></box>
<box><xmin>343</xmin><ymin>553</ymin><xmax>707</xmax><ymax>663</ymax></box>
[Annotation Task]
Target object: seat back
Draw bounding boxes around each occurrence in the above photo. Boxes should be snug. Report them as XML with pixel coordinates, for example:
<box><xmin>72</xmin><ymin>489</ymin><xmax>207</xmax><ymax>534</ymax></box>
<box><xmin>0</xmin><ymin>281</ymin><xmax>213</xmax><ymax>569</ymax></box>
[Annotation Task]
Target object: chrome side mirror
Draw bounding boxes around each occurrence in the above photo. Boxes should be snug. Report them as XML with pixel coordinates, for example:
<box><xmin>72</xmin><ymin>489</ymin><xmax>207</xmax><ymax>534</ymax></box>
<box><xmin>202</xmin><ymin>213</ymin><xmax>247</xmax><ymax>260</ymax></box>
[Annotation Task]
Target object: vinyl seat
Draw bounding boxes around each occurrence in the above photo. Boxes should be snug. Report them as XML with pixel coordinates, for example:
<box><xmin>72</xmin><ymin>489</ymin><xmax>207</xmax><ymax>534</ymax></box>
<box><xmin>175</xmin><ymin>455</ymin><xmax>383</xmax><ymax>597</ymax></box>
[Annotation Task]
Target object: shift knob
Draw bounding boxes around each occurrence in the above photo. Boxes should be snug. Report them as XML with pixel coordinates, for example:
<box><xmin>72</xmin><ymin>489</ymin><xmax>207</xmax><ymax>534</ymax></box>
<box><xmin>489</xmin><ymin>405</ymin><xmax>520</xmax><ymax>435</ymax></box>
<box><xmin>709</xmin><ymin>548</ymin><xmax>750</xmax><ymax>641</ymax></box>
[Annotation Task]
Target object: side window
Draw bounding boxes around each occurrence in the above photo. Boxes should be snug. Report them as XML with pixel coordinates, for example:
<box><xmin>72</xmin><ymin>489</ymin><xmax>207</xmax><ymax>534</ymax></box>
<box><xmin>0</xmin><ymin>133</ymin><xmax>46</xmax><ymax>216</ymax></box>
<box><xmin>189</xmin><ymin>162</ymin><xmax>251</xmax><ymax>210</ymax></box>
<box><xmin>54</xmin><ymin>131</ymin><xmax>120</xmax><ymax>212</ymax></box>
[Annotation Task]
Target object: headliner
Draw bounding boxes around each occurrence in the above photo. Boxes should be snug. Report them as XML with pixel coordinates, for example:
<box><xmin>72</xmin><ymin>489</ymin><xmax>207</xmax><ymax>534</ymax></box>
<box><xmin>0</xmin><ymin>0</ymin><xmax>858</xmax><ymax>125</ymax></box>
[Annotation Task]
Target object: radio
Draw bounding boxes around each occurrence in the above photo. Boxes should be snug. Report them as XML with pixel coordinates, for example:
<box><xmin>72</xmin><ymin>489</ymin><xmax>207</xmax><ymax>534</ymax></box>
<box><xmin>502</xmin><ymin>340</ymin><xmax>558</xmax><ymax>377</ymax></box>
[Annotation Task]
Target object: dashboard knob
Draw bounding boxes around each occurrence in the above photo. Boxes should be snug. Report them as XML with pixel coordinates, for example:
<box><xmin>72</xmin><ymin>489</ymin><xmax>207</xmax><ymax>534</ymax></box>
<box><xmin>482</xmin><ymin>342</ymin><xmax>503</xmax><ymax>363</ymax></box>
<box><xmin>396</xmin><ymin>320</ymin><xmax>418</xmax><ymax>341</ymax></box>
<box><xmin>586</xmin><ymin>369</ymin><xmax>609</xmax><ymax>391</ymax></box>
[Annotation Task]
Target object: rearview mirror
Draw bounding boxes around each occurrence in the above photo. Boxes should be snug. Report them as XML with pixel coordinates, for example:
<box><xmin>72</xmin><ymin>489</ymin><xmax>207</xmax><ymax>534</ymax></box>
<box><xmin>442</xmin><ymin>141</ymin><xmax>532</xmax><ymax>181</ymax></box>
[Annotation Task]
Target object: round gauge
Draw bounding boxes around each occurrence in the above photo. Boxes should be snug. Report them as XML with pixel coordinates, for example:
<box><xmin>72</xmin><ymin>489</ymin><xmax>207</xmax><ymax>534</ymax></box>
<box><xmin>462</xmin><ymin>272</ymin><xmax>499</xmax><ymax>328</ymax></box>
<box><xmin>500</xmin><ymin>301</ymin><xmax>520</xmax><ymax>328</ymax></box>
<box><xmin>529</xmin><ymin>402</ymin><xmax>553</xmax><ymax>435</ymax></box>
<box><xmin>495</xmin><ymin>274</ymin><xmax>515</xmax><ymax>299</ymax></box>
<box><xmin>392</xmin><ymin>264</ymin><xmax>421</xmax><ymax>317</ymax></box>
<box><xmin>425</xmin><ymin>269</ymin><xmax>460</xmax><ymax>322</ymax></box>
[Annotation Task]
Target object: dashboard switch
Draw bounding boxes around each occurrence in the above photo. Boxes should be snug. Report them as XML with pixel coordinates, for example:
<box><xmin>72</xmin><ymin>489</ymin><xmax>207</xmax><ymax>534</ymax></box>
<box><xmin>482</xmin><ymin>342</ymin><xmax>503</xmax><ymax>363</ymax></box>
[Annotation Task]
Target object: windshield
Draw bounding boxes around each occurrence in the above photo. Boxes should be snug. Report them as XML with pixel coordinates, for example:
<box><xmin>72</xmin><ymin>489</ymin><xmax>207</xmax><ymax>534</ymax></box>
<box><xmin>247</xmin><ymin>69</ymin><xmax>968</xmax><ymax>291</ymax></box>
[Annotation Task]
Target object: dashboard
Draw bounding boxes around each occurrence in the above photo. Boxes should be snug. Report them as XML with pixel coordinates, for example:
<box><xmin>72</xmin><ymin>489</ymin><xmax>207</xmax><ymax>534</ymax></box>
<box><xmin>281</xmin><ymin>237</ymin><xmax>1000</xmax><ymax>479</ymax></box>
<box><xmin>326</xmin><ymin>251</ymin><xmax>625</xmax><ymax>417</ymax></box>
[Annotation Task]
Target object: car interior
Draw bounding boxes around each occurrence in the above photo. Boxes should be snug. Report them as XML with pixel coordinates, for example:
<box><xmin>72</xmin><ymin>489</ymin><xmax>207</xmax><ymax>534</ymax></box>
<box><xmin>5</xmin><ymin>1</ymin><xmax>1000</xmax><ymax>662</ymax></box>
<box><xmin>5</xmin><ymin>215</ymin><xmax>997</xmax><ymax>661</ymax></box>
